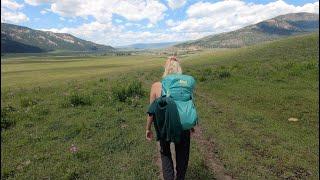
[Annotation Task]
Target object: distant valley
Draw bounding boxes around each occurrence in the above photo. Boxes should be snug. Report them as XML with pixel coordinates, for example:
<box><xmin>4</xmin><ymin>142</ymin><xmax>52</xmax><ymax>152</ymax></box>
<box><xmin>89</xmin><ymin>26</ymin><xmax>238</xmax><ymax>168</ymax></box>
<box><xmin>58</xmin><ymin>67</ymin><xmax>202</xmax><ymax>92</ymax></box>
<box><xmin>117</xmin><ymin>42</ymin><xmax>179</xmax><ymax>50</ymax></box>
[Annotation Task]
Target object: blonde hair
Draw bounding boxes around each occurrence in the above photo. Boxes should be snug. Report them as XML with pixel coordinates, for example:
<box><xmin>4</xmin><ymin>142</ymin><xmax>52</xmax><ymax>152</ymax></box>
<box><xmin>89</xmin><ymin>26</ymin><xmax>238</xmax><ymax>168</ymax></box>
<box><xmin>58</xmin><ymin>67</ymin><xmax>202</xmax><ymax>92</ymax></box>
<box><xmin>162</xmin><ymin>56</ymin><xmax>182</xmax><ymax>78</ymax></box>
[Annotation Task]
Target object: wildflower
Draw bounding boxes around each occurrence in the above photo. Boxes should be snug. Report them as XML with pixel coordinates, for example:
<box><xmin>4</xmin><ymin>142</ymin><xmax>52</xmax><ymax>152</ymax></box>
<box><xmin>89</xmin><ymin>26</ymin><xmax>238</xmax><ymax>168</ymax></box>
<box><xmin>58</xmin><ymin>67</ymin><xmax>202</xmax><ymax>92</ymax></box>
<box><xmin>70</xmin><ymin>144</ymin><xmax>78</xmax><ymax>153</ymax></box>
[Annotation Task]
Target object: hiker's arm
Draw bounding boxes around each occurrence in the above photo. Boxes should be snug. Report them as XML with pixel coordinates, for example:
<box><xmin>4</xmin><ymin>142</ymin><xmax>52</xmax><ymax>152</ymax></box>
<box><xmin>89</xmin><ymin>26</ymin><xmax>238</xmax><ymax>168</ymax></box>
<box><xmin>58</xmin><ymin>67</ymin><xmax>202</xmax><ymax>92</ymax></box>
<box><xmin>149</xmin><ymin>83</ymin><xmax>158</xmax><ymax>104</ymax></box>
<box><xmin>146</xmin><ymin>84</ymin><xmax>157</xmax><ymax>141</ymax></box>
<box><xmin>146</xmin><ymin>82</ymin><xmax>158</xmax><ymax>129</ymax></box>
<box><xmin>146</xmin><ymin>115</ymin><xmax>154</xmax><ymax>141</ymax></box>
<box><xmin>146</xmin><ymin>115</ymin><xmax>153</xmax><ymax>131</ymax></box>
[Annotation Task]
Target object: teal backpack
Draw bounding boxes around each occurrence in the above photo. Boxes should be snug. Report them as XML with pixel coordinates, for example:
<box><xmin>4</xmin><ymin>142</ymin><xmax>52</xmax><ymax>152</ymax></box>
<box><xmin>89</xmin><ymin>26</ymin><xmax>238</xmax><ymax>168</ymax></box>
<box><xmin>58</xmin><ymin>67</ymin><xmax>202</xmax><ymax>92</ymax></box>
<box><xmin>161</xmin><ymin>74</ymin><xmax>198</xmax><ymax>130</ymax></box>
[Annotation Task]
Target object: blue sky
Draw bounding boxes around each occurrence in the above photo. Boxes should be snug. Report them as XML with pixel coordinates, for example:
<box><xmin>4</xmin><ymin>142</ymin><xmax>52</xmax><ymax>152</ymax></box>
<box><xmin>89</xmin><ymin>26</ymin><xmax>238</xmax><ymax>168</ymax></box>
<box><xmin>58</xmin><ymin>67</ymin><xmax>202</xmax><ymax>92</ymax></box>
<box><xmin>1</xmin><ymin>0</ymin><xmax>319</xmax><ymax>46</ymax></box>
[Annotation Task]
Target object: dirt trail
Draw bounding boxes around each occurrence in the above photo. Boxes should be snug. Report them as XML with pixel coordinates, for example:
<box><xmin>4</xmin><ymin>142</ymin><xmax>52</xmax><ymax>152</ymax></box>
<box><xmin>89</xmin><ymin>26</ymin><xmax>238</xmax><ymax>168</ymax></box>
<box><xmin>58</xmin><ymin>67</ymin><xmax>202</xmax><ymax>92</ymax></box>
<box><xmin>155</xmin><ymin>91</ymin><xmax>235</xmax><ymax>179</ymax></box>
<box><xmin>155</xmin><ymin>126</ymin><xmax>234</xmax><ymax>180</ymax></box>
<box><xmin>192</xmin><ymin>125</ymin><xmax>234</xmax><ymax>180</ymax></box>
<box><xmin>193</xmin><ymin>91</ymin><xmax>235</xmax><ymax>179</ymax></box>
<box><xmin>155</xmin><ymin>143</ymin><xmax>164</xmax><ymax>180</ymax></box>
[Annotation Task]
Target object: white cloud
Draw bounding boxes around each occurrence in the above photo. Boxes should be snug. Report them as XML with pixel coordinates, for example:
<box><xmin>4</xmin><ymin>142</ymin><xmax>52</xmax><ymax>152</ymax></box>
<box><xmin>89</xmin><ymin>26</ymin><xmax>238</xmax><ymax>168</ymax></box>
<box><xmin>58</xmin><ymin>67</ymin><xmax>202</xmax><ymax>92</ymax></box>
<box><xmin>146</xmin><ymin>23</ymin><xmax>154</xmax><ymax>28</ymax></box>
<box><xmin>186</xmin><ymin>1</ymin><xmax>243</xmax><ymax>18</ymax></box>
<box><xmin>24</xmin><ymin>0</ymin><xmax>54</xmax><ymax>6</ymax></box>
<box><xmin>166</xmin><ymin>0</ymin><xmax>187</xmax><ymax>10</ymax></box>
<box><xmin>166</xmin><ymin>19</ymin><xmax>180</xmax><ymax>27</ymax></box>
<box><xmin>41</xmin><ymin>21</ymin><xmax>116</xmax><ymax>38</ymax></box>
<box><xmin>170</xmin><ymin>0</ymin><xmax>319</xmax><ymax>34</ymax></box>
<box><xmin>112</xmin><ymin>0</ymin><xmax>167</xmax><ymax>24</ymax></box>
<box><xmin>40</xmin><ymin>20</ymin><xmax>207</xmax><ymax>46</ymax></box>
<box><xmin>1</xmin><ymin>8</ymin><xmax>29</xmax><ymax>23</ymax></box>
<box><xmin>17</xmin><ymin>0</ymin><xmax>320</xmax><ymax>46</ymax></box>
<box><xmin>124</xmin><ymin>23</ymin><xmax>142</xmax><ymax>28</ymax></box>
<box><xmin>125</xmin><ymin>22</ymin><xmax>133</xmax><ymax>26</ymax></box>
<box><xmin>1</xmin><ymin>0</ymin><xmax>29</xmax><ymax>23</ymax></box>
<box><xmin>25</xmin><ymin>0</ymin><xmax>168</xmax><ymax>24</ymax></box>
<box><xmin>40</xmin><ymin>10</ymin><xmax>47</xmax><ymax>14</ymax></box>
<box><xmin>2</xmin><ymin>0</ymin><xmax>24</xmax><ymax>10</ymax></box>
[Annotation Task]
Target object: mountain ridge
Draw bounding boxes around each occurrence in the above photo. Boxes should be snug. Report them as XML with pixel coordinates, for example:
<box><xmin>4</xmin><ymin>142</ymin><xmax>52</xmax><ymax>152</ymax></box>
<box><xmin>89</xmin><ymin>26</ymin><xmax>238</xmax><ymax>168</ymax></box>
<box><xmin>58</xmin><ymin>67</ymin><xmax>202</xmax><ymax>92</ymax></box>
<box><xmin>174</xmin><ymin>12</ymin><xmax>319</xmax><ymax>49</ymax></box>
<box><xmin>1</xmin><ymin>23</ymin><xmax>115</xmax><ymax>53</ymax></box>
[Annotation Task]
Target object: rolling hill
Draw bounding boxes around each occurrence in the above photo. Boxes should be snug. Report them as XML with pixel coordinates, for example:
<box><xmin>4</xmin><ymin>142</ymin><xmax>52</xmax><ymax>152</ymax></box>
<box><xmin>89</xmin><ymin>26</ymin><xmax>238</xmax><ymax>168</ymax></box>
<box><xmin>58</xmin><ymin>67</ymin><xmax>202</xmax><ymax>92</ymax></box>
<box><xmin>1</xmin><ymin>23</ymin><xmax>115</xmax><ymax>53</ymax></box>
<box><xmin>174</xmin><ymin>12</ymin><xmax>319</xmax><ymax>49</ymax></box>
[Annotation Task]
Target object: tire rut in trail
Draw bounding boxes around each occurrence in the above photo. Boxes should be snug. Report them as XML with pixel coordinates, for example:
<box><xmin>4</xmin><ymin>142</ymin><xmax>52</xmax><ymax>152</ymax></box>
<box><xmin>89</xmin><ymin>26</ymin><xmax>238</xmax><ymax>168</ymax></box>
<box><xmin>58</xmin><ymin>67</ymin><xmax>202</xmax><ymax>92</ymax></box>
<box><xmin>194</xmin><ymin>91</ymin><xmax>235</xmax><ymax>179</ymax></box>
<box><xmin>193</xmin><ymin>125</ymin><xmax>235</xmax><ymax>180</ymax></box>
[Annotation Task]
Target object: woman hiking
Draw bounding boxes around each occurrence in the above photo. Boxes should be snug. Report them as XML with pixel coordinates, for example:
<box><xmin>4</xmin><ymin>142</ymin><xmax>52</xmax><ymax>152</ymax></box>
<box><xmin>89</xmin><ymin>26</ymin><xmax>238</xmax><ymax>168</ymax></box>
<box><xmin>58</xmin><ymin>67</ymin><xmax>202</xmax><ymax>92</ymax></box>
<box><xmin>146</xmin><ymin>56</ymin><xmax>198</xmax><ymax>180</ymax></box>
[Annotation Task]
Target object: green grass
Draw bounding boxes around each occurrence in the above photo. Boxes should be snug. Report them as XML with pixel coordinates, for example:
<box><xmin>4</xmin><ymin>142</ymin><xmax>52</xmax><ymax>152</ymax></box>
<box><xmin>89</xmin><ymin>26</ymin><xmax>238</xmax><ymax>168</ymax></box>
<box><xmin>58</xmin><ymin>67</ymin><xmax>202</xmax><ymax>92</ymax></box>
<box><xmin>1</xmin><ymin>54</ymin><xmax>212</xmax><ymax>179</ymax></box>
<box><xmin>1</xmin><ymin>55</ymin><xmax>164</xmax><ymax>88</ymax></box>
<box><xmin>1</xmin><ymin>33</ymin><xmax>319</xmax><ymax>179</ymax></box>
<box><xmin>187</xmin><ymin>33</ymin><xmax>319</xmax><ymax>179</ymax></box>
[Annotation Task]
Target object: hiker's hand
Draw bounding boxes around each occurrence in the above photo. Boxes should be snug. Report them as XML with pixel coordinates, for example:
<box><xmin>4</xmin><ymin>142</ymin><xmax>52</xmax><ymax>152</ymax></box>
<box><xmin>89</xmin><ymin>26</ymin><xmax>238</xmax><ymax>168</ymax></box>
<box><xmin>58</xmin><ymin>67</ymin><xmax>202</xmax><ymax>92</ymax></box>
<box><xmin>146</xmin><ymin>130</ymin><xmax>153</xmax><ymax>141</ymax></box>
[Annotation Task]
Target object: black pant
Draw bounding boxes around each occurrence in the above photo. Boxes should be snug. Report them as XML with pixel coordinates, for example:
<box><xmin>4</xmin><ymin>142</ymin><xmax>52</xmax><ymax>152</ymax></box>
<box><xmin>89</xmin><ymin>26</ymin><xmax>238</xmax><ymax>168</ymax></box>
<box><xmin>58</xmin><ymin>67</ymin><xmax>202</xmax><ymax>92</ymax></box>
<box><xmin>160</xmin><ymin>130</ymin><xmax>190</xmax><ymax>180</ymax></box>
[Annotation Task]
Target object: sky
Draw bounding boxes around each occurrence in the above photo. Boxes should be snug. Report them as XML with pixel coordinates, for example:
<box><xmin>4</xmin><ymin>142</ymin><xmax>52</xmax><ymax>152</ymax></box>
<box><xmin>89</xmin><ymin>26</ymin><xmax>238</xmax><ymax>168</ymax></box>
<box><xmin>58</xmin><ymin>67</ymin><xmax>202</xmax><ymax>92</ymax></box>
<box><xmin>1</xmin><ymin>0</ymin><xmax>319</xmax><ymax>46</ymax></box>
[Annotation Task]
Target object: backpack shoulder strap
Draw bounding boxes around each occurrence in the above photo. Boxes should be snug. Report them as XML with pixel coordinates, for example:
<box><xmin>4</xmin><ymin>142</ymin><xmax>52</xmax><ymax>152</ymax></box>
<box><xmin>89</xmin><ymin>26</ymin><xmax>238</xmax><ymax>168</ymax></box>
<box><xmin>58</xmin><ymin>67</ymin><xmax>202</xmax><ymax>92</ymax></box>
<box><xmin>161</xmin><ymin>78</ymin><xmax>170</xmax><ymax>97</ymax></box>
<box><xmin>161</xmin><ymin>84</ymin><xmax>166</xmax><ymax>97</ymax></box>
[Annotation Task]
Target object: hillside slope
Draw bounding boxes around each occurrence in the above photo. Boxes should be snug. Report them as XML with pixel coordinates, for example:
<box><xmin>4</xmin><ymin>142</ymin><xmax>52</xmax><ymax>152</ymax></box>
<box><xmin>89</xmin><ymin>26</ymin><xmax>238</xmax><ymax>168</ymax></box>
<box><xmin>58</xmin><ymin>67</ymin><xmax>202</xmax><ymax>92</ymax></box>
<box><xmin>175</xmin><ymin>12</ymin><xmax>319</xmax><ymax>49</ymax></box>
<box><xmin>183</xmin><ymin>32</ymin><xmax>319</xmax><ymax>179</ymax></box>
<box><xmin>1</xmin><ymin>34</ymin><xmax>44</xmax><ymax>53</ymax></box>
<box><xmin>1</xmin><ymin>23</ymin><xmax>115</xmax><ymax>53</ymax></box>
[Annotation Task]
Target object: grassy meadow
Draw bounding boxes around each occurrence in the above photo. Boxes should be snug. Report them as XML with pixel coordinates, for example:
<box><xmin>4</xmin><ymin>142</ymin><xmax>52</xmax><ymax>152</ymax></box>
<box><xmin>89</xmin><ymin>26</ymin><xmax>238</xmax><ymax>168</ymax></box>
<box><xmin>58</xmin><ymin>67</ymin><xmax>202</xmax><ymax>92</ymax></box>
<box><xmin>1</xmin><ymin>33</ymin><xmax>319</xmax><ymax>179</ymax></box>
